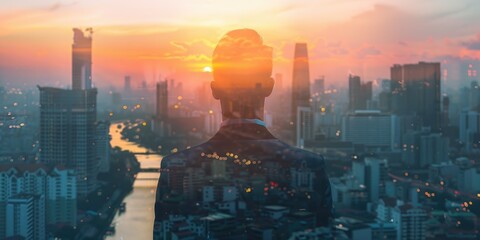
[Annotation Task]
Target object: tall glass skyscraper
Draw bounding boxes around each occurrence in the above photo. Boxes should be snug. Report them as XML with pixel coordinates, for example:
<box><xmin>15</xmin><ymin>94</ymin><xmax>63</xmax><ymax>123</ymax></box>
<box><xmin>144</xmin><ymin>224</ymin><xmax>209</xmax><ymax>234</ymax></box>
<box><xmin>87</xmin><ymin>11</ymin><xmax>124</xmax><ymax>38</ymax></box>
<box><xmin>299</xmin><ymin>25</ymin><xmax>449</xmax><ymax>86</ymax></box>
<box><xmin>72</xmin><ymin>28</ymin><xmax>93</xmax><ymax>90</ymax></box>
<box><xmin>38</xmin><ymin>87</ymin><xmax>98</xmax><ymax>198</ymax></box>
<box><xmin>291</xmin><ymin>43</ymin><xmax>311</xmax><ymax>145</ymax></box>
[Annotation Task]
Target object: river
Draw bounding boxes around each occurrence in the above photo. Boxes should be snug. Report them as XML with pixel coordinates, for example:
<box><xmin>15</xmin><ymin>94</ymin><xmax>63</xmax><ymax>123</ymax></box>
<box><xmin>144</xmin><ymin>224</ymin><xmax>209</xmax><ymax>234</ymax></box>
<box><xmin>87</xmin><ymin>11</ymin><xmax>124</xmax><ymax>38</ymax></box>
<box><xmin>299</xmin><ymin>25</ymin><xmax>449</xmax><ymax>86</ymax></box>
<box><xmin>106</xmin><ymin>123</ymin><xmax>162</xmax><ymax>240</ymax></box>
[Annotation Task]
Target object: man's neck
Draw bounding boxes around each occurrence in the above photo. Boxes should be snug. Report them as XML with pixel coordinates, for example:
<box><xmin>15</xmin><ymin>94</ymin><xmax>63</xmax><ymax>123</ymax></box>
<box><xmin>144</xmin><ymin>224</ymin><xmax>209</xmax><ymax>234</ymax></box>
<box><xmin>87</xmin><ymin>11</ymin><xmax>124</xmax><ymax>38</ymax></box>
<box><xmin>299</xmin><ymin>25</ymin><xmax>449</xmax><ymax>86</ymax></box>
<box><xmin>220</xmin><ymin>98</ymin><xmax>265</xmax><ymax>120</ymax></box>
<box><xmin>221</xmin><ymin>118</ymin><xmax>266</xmax><ymax>127</ymax></box>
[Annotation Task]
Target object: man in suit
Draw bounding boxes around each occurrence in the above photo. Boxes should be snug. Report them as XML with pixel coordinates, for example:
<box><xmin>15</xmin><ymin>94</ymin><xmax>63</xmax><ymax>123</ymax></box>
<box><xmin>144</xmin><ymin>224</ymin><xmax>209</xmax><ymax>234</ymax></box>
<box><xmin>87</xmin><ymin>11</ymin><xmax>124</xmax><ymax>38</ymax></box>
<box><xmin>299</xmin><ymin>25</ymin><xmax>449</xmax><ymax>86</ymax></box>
<box><xmin>154</xmin><ymin>29</ymin><xmax>332</xmax><ymax>239</ymax></box>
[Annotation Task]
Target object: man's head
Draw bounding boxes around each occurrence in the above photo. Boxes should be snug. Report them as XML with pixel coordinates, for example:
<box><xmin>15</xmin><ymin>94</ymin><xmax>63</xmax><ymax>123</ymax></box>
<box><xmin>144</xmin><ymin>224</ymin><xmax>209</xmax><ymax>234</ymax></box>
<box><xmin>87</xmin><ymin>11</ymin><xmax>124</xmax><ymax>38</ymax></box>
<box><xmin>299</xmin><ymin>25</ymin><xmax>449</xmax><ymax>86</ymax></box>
<box><xmin>211</xmin><ymin>29</ymin><xmax>274</xmax><ymax>119</ymax></box>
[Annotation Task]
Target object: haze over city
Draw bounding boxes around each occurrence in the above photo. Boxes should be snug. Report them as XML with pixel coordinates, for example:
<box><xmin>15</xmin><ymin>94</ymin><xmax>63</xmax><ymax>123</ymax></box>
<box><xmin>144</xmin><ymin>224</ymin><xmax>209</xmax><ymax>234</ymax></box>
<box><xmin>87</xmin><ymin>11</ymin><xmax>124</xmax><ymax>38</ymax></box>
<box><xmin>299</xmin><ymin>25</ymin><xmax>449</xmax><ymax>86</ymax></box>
<box><xmin>1</xmin><ymin>0</ymin><xmax>480</xmax><ymax>89</ymax></box>
<box><xmin>3</xmin><ymin>1</ymin><xmax>480</xmax><ymax>240</ymax></box>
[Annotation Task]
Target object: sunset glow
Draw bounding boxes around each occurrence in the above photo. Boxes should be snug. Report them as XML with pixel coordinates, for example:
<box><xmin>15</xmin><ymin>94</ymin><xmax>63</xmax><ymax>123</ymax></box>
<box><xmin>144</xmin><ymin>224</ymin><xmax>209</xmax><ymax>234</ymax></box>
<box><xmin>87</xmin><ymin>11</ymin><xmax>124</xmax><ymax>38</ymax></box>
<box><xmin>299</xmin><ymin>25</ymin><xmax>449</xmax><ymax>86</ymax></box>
<box><xmin>0</xmin><ymin>1</ymin><xmax>480</xmax><ymax>90</ymax></box>
<box><xmin>203</xmin><ymin>66</ymin><xmax>212</xmax><ymax>73</ymax></box>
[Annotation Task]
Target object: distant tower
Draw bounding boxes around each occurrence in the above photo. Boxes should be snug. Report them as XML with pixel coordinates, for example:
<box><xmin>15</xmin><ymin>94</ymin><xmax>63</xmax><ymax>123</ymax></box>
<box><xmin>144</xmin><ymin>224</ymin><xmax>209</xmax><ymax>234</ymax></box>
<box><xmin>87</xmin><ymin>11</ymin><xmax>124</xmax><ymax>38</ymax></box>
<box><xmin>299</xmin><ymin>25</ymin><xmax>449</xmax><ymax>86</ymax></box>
<box><xmin>291</xmin><ymin>43</ymin><xmax>311</xmax><ymax>144</ymax></box>
<box><xmin>442</xmin><ymin>95</ymin><xmax>449</xmax><ymax>130</ymax></box>
<box><xmin>390</xmin><ymin>62</ymin><xmax>441</xmax><ymax>131</ymax></box>
<box><xmin>124</xmin><ymin>76</ymin><xmax>131</xmax><ymax>92</ymax></box>
<box><xmin>156</xmin><ymin>80</ymin><xmax>168</xmax><ymax>120</ymax></box>
<box><xmin>349</xmin><ymin>75</ymin><xmax>372</xmax><ymax>111</ymax></box>
<box><xmin>312</xmin><ymin>77</ymin><xmax>325</xmax><ymax>96</ymax></box>
<box><xmin>72</xmin><ymin>28</ymin><xmax>92</xmax><ymax>90</ymax></box>
<box><xmin>274</xmin><ymin>73</ymin><xmax>283</xmax><ymax>92</ymax></box>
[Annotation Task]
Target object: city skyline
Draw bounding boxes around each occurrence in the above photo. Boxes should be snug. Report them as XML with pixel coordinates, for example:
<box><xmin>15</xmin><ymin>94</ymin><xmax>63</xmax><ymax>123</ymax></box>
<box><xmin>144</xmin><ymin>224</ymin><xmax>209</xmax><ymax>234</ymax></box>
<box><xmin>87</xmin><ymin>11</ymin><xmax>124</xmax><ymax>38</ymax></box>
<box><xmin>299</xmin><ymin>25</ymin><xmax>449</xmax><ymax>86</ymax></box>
<box><xmin>3</xmin><ymin>2</ymin><xmax>480</xmax><ymax>239</ymax></box>
<box><xmin>1</xmin><ymin>1</ymin><xmax>480</xmax><ymax>89</ymax></box>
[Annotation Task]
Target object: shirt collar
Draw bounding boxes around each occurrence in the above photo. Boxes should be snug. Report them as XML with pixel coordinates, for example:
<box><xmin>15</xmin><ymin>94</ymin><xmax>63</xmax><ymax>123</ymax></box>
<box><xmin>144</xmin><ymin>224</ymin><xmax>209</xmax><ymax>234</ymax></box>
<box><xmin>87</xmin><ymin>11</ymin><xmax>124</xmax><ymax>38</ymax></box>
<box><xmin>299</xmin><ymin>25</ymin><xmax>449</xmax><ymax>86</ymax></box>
<box><xmin>221</xmin><ymin>118</ymin><xmax>267</xmax><ymax>127</ymax></box>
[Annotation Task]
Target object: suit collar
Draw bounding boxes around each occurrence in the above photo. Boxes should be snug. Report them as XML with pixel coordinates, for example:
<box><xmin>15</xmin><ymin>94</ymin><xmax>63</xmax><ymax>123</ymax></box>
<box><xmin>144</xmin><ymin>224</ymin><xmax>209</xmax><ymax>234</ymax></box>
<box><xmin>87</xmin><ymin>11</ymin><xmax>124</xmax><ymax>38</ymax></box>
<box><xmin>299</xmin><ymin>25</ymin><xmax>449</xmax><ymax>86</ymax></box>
<box><xmin>211</xmin><ymin>120</ymin><xmax>275</xmax><ymax>141</ymax></box>
<box><xmin>221</xmin><ymin>118</ymin><xmax>266</xmax><ymax>127</ymax></box>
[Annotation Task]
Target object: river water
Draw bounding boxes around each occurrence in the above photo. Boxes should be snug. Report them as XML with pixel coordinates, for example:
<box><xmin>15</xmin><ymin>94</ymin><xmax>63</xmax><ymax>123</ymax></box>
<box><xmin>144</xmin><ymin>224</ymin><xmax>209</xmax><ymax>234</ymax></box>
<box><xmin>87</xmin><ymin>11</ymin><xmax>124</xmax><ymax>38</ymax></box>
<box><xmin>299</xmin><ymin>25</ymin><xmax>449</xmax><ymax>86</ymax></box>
<box><xmin>106</xmin><ymin>123</ymin><xmax>162</xmax><ymax>240</ymax></box>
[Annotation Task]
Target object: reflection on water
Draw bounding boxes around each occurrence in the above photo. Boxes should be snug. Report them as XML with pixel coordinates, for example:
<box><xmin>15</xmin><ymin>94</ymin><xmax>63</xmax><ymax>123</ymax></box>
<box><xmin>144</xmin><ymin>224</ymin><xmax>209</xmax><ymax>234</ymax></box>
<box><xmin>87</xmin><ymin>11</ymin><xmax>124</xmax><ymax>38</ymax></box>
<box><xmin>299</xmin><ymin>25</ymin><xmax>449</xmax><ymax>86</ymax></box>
<box><xmin>106</xmin><ymin>123</ymin><xmax>162</xmax><ymax>239</ymax></box>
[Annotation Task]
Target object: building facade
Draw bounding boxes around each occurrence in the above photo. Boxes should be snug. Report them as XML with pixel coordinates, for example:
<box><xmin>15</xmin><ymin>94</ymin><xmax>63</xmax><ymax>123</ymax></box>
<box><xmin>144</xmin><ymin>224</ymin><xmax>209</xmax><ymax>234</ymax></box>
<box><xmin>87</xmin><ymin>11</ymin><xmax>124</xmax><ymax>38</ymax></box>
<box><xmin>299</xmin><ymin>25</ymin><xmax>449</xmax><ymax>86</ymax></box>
<box><xmin>0</xmin><ymin>164</ymin><xmax>76</xmax><ymax>239</ymax></box>
<box><xmin>38</xmin><ymin>87</ymin><xmax>97</xmax><ymax>198</ymax></box>
<box><xmin>342</xmin><ymin>110</ymin><xmax>399</xmax><ymax>151</ymax></box>
<box><xmin>291</xmin><ymin>43</ymin><xmax>311</xmax><ymax>144</ymax></box>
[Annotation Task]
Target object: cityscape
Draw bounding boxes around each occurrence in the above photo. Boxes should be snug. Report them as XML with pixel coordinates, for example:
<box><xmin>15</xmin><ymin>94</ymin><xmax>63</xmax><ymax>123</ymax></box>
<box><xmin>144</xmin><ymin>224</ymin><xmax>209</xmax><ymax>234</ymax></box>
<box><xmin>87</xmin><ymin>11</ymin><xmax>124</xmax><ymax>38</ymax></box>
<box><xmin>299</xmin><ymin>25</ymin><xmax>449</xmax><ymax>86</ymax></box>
<box><xmin>2</xmin><ymin>1</ymin><xmax>480</xmax><ymax>240</ymax></box>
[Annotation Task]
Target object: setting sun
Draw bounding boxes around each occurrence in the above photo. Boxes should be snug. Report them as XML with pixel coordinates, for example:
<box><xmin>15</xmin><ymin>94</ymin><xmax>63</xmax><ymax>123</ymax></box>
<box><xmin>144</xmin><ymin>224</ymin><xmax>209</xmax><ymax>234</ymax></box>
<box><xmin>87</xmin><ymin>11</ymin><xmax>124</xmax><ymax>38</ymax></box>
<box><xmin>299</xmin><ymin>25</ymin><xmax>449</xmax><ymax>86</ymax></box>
<box><xmin>203</xmin><ymin>66</ymin><xmax>212</xmax><ymax>72</ymax></box>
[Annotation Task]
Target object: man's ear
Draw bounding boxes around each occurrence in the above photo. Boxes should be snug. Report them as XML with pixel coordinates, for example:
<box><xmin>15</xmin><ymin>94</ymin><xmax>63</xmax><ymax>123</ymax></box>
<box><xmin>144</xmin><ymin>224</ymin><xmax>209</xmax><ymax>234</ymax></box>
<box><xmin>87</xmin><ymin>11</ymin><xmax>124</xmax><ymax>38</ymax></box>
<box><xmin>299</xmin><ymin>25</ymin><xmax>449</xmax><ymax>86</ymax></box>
<box><xmin>210</xmin><ymin>81</ymin><xmax>220</xmax><ymax>100</ymax></box>
<box><xmin>262</xmin><ymin>77</ymin><xmax>274</xmax><ymax>97</ymax></box>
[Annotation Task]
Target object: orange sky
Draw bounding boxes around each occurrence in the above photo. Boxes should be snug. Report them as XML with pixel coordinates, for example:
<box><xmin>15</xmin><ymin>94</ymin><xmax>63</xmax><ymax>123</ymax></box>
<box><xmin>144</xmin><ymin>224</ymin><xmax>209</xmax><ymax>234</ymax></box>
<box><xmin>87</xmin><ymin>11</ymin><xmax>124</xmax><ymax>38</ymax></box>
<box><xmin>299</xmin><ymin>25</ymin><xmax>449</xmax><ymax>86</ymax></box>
<box><xmin>1</xmin><ymin>1</ymin><xmax>480</xmax><ymax>90</ymax></box>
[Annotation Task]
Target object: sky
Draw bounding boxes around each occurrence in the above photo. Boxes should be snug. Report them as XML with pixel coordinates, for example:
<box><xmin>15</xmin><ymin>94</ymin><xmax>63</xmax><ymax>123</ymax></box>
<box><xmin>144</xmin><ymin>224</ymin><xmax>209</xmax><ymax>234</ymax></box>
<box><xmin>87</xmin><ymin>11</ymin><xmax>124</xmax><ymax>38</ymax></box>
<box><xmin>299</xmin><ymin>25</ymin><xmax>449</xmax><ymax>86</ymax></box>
<box><xmin>1</xmin><ymin>0</ymin><xmax>480</xmax><ymax>90</ymax></box>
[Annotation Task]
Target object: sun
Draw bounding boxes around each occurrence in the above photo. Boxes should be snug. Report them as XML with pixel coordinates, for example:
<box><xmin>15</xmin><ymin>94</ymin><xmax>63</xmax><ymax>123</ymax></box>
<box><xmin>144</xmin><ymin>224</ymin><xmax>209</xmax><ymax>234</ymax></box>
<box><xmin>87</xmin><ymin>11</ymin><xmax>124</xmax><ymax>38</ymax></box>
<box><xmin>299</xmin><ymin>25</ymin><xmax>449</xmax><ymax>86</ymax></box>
<box><xmin>203</xmin><ymin>66</ymin><xmax>212</xmax><ymax>72</ymax></box>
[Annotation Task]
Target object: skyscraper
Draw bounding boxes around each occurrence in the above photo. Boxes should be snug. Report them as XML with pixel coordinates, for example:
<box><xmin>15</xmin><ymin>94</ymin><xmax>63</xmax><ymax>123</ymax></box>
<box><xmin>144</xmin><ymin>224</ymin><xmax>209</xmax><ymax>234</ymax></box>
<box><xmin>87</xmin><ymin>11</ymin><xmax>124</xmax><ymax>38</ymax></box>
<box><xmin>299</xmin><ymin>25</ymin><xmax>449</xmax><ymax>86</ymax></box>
<box><xmin>96</xmin><ymin>121</ymin><xmax>111</xmax><ymax>173</ymax></box>
<box><xmin>38</xmin><ymin>87</ymin><xmax>98</xmax><ymax>198</ymax></box>
<box><xmin>459</xmin><ymin>110</ymin><xmax>480</xmax><ymax>153</ymax></box>
<box><xmin>291</xmin><ymin>43</ymin><xmax>311</xmax><ymax>144</ymax></box>
<box><xmin>312</xmin><ymin>77</ymin><xmax>325</xmax><ymax>97</ymax></box>
<box><xmin>72</xmin><ymin>28</ymin><xmax>92</xmax><ymax>90</ymax></box>
<box><xmin>156</xmin><ymin>80</ymin><xmax>168</xmax><ymax>120</ymax></box>
<box><xmin>274</xmin><ymin>73</ymin><xmax>284</xmax><ymax>92</ymax></box>
<box><xmin>390</xmin><ymin>62</ymin><xmax>441</xmax><ymax>131</ymax></box>
<box><xmin>124</xmin><ymin>75</ymin><xmax>131</xmax><ymax>92</ymax></box>
<box><xmin>348</xmin><ymin>75</ymin><xmax>372</xmax><ymax>111</ymax></box>
<box><xmin>296</xmin><ymin>106</ymin><xmax>313</xmax><ymax>148</ymax></box>
<box><xmin>155</xmin><ymin>80</ymin><xmax>169</xmax><ymax>137</ymax></box>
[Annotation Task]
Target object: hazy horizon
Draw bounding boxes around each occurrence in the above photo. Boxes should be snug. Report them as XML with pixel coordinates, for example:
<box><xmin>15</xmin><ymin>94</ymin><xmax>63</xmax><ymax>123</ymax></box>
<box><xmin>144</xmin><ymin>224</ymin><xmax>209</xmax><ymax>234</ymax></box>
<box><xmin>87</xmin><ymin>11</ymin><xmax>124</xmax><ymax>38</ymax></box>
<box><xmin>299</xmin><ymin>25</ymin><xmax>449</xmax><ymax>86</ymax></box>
<box><xmin>1</xmin><ymin>0</ymin><xmax>480</xmax><ymax>90</ymax></box>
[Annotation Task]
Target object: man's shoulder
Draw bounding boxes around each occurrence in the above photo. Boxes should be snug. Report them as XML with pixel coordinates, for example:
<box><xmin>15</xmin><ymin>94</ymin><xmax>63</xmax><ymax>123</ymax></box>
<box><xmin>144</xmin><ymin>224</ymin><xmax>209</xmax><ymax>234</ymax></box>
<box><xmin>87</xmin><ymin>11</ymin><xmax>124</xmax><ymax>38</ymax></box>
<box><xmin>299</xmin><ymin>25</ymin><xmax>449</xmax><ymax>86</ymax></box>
<box><xmin>281</xmin><ymin>145</ymin><xmax>325</xmax><ymax>166</ymax></box>
<box><xmin>160</xmin><ymin>142</ymin><xmax>210</xmax><ymax>166</ymax></box>
<box><xmin>161</xmin><ymin>139</ymin><xmax>325</xmax><ymax>167</ymax></box>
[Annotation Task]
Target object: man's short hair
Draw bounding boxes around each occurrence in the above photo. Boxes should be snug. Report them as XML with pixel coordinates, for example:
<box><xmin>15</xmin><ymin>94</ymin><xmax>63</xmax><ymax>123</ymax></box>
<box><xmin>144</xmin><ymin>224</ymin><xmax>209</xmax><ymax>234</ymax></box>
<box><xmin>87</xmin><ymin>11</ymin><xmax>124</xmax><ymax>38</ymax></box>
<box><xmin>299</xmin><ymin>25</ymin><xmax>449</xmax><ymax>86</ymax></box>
<box><xmin>212</xmin><ymin>29</ymin><xmax>273</xmax><ymax>87</ymax></box>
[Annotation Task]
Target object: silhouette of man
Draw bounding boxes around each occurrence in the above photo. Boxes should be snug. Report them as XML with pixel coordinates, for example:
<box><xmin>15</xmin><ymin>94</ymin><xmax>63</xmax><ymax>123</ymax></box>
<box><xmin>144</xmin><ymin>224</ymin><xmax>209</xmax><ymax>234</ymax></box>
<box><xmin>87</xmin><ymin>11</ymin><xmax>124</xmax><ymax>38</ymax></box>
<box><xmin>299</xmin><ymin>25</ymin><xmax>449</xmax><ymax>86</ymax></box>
<box><xmin>154</xmin><ymin>29</ymin><xmax>332</xmax><ymax>239</ymax></box>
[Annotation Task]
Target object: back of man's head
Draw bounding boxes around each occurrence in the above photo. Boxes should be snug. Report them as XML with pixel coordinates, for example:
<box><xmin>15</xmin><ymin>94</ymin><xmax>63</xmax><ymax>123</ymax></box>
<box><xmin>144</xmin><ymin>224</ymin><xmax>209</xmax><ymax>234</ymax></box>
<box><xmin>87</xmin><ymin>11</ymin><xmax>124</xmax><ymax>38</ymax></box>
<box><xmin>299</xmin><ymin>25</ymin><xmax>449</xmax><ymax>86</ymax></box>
<box><xmin>212</xmin><ymin>29</ymin><xmax>273</xmax><ymax>90</ymax></box>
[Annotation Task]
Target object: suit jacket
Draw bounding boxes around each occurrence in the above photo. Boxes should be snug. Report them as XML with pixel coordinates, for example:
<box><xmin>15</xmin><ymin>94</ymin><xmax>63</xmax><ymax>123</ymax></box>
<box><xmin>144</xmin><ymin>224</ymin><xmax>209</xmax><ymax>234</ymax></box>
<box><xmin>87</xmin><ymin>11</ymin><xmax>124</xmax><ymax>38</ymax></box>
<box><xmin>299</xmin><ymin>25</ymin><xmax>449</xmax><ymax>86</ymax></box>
<box><xmin>153</xmin><ymin>121</ymin><xmax>332</xmax><ymax>238</ymax></box>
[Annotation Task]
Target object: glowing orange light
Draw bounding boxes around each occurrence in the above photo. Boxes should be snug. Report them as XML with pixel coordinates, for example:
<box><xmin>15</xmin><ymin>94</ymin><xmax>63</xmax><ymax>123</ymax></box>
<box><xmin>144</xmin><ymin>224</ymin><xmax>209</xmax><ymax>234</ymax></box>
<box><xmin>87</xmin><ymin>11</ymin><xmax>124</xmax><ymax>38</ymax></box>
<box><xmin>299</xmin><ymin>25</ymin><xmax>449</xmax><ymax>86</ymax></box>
<box><xmin>203</xmin><ymin>66</ymin><xmax>212</xmax><ymax>72</ymax></box>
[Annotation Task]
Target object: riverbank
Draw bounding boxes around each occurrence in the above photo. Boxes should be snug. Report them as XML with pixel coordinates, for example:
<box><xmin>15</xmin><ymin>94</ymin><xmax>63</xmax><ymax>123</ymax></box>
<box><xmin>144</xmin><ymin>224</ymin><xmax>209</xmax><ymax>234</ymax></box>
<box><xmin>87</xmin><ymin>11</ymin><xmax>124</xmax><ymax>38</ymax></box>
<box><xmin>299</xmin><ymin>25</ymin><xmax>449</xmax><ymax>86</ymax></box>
<box><xmin>105</xmin><ymin>122</ymin><xmax>163</xmax><ymax>239</ymax></box>
<box><xmin>73</xmin><ymin>148</ymin><xmax>140</xmax><ymax>240</ymax></box>
<box><xmin>119</xmin><ymin>120</ymin><xmax>208</xmax><ymax>155</ymax></box>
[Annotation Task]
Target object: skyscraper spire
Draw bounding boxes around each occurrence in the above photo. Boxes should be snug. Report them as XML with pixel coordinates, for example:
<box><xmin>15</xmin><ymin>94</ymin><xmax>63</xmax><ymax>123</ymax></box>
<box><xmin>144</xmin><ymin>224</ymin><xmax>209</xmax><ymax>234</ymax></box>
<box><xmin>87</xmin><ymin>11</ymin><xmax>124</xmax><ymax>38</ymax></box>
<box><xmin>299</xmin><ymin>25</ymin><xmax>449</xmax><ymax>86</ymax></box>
<box><xmin>72</xmin><ymin>28</ymin><xmax>92</xmax><ymax>90</ymax></box>
<box><xmin>291</xmin><ymin>43</ymin><xmax>311</xmax><ymax>144</ymax></box>
<box><xmin>291</xmin><ymin>43</ymin><xmax>311</xmax><ymax>118</ymax></box>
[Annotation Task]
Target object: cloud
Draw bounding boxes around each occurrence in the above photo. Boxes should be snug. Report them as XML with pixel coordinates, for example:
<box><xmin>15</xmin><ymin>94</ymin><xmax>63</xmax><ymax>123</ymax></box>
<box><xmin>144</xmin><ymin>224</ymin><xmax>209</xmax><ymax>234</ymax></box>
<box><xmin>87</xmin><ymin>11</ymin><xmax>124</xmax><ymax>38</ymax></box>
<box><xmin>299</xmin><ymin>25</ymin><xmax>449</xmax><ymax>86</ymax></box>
<box><xmin>357</xmin><ymin>46</ymin><xmax>381</xmax><ymax>58</ymax></box>
<box><xmin>47</xmin><ymin>3</ymin><xmax>63</xmax><ymax>12</ymax></box>
<box><xmin>461</xmin><ymin>34</ymin><xmax>480</xmax><ymax>50</ymax></box>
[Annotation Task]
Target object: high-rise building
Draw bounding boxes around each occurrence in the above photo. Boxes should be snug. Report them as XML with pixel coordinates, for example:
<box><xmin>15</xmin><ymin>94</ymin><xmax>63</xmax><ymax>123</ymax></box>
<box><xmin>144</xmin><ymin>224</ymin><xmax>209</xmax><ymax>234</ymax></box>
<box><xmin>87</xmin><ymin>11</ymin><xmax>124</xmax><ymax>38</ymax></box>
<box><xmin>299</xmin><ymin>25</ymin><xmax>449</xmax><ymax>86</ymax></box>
<box><xmin>124</xmin><ymin>75</ymin><xmax>131</xmax><ymax>92</ymax></box>
<box><xmin>72</xmin><ymin>28</ymin><xmax>92</xmax><ymax>90</ymax></box>
<box><xmin>312</xmin><ymin>77</ymin><xmax>325</xmax><ymax>97</ymax></box>
<box><xmin>401</xmin><ymin>129</ymin><xmax>449</xmax><ymax>167</ymax></box>
<box><xmin>291</xmin><ymin>43</ymin><xmax>311</xmax><ymax>144</ymax></box>
<box><xmin>378</xmin><ymin>80</ymin><xmax>392</xmax><ymax>112</ymax></box>
<box><xmin>459</xmin><ymin>110</ymin><xmax>480</xmax><ymax>153</ymax></box>
<box><xmin>348</xmin><ymin>75</ymin><xmax>372</xmax><ymax>111</ymax></box>
<box><xmin>6</xmin><ymin>194</ymin><xmax>45</xmax><ymax>240</ymax></box>
<box><xmin>296</xmin><ymin>106</ymin><xmax>313</xmax><ymax>148</ymax></box>
<box><xmin>392</xmin><ymin>204</ymin><xmax>427</xmax><ymax>240</ymax></box>
<box><xmin>156</xmin><ymin>80</ymin><xmax>168</xmax><ymax>120</ymax></box>
<box><xmin>0</xmin><ymin>164</ymin><xmax>76</xmax><ymax>239</ymax></box>
<box><xmin>352</xmin><ymin>157</ymin><xmax>388</xmax><ymax>202</ymax></box>
<box><xmin>274</xmin><ymin>73</ymin><xmax>284</xmax><ymax>92</ymax></box>
<box><xmin>342</xmin><ymin>110</ymin><xmax>400</xmax><ymax>151</ymax></box>
<box><xmin>38</xmin><ymin>87</ymin><xmax>98</xmax><ymax>198</ymax></box>
<box><xmin>390</xmin><ymin>62</ymin><xmax>441</xmax><ymax>131</ymax></box>
<box><xmin>96</xmin><ymin>121</ymin><xmax>111</xmax><ymax>173</ymax></box>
